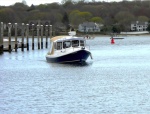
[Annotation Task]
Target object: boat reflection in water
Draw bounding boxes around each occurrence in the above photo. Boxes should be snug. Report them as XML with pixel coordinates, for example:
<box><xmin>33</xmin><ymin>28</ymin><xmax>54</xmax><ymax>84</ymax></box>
<box><xmin>46</xmin><ymin>31</ymin><xmax>92</xmax><ymax>63</ymax></box>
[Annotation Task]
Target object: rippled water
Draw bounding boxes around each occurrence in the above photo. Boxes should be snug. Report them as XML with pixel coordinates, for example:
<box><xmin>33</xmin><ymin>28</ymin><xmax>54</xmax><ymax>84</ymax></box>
<box><xmin>1</xmin><ymin>35</ymin><xmax>150</xmax><ymax>114</ymax></box>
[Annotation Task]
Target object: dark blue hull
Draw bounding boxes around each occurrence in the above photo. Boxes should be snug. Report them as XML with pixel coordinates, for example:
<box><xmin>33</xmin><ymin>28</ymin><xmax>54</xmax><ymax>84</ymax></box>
<box><xmin>46</xmin><ymin>50</ymin><xmax>91</xmax><ymax>63</ymax></box>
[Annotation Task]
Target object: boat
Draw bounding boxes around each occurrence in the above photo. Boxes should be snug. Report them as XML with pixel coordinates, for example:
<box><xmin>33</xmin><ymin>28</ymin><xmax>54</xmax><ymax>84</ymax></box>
<box><xmin>46</xmin><ymin>31</ymin><xmax>92</xmax><ymax>63</ymax></box>
<box><xmin>3</xmin><ymin>39</ymin><xmax>16</xmax><ymax>51</ymax></box>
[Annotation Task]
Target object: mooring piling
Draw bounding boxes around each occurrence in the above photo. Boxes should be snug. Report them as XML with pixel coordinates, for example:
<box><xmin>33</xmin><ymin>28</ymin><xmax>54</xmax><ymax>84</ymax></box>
<box><xmin>41</xmin><ymin>25</ymin><xmax>43</xmax><ymax>49</ymax></box>
<box><xmin>37</xmin><ymin>24</ymin><xmax>40</xmax><ymax>49</ymax></box>
<box><xmin>15</xmin><ymin>23</ymin><xmax>18</xmax><ymax>52</ymax></box>
<box><xmin>45</xmin><ymin>25</ymin><xmax>48</xmax><ymax>48</ymax></box>
<box><xmin>50</xmin><ymin>25</ymin><xmax>52</xmax><ymax>38</ymax></box>
<box><xmin>0</xmin><ymin>22</ymin><xmax>3</xmax><ymax>54</ymax></box>
<box><xmin>8</xmin><ymin>23</ymin><xmax>12</xmax><ymax>52</ymax></box>
<box><xmin>26</xmin><ymin>24</ymin><xmax>29</xmax><ymax>51</ymax></box>
<box><xmin>21</xmin><ymin>23</ymin><xmax>25</xmax><ymax>51</ymax></box>
<box><xmin>32</xmin><ymin>24</ymin><xmax>34</xmax><ymax>50</ymax></box>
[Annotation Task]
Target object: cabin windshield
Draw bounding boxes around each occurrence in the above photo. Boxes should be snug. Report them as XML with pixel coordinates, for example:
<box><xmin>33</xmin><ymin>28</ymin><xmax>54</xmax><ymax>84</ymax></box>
<box><xmin>72</xmin><ymin>40</ymin><xmax>79</xmax><ymax>47</ymax></box>
<box><xmin>54</xmin><ymin>39</ymin><xmax>85</xmax><ymax>50</ymax></box>
<box><xmin>80</xmin><ymin>40</ymin><xmax>85</xmax><ymax>46</ymax></box>
<box><xmin>63</xmin><ymin>41</ymin><xmax>71</xmax><ymax>48</ymax></box>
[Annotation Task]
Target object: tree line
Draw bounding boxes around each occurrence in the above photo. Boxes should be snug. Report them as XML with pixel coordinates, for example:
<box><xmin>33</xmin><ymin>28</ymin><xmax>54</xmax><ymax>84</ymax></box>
<box><xmin>0</xmin><ymin>0</ymin><xmax>150</xmax><ymax>33</ymax></box>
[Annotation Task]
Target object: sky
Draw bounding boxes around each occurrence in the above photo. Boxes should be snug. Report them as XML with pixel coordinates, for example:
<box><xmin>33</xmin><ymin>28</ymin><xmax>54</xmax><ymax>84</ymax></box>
<box><xmin>0</xmin><ymin>0</ymin><xmax>132</xmax><ymax>6</ymax></box>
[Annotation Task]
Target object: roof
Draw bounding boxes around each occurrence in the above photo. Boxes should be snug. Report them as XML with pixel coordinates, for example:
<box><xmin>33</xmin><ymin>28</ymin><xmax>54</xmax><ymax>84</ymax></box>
<box><xmin>50</xmin><ymin>35</ymin><xmax>67</xmax><ymax>42</ymax></box>
<box><xmin>131</xmin><ymin>21</ymin><xmax>148</xmax><ymax>25</ymax></box>
<box><xmin>51</xmin><ymin>36</ymin><xmax>85</xmax><ymax>42</ymax></box>
<box><xmin>80</xmin><ymin>22</ymin><xmax>96</xmax><ymax>27</ymax></box>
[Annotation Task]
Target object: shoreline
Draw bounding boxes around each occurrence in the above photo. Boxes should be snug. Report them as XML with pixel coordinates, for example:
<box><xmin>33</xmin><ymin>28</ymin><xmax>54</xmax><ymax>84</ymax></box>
<box><xmin>2</xmin><ymin>33</ymin><xmax>150</xmax><ymax>39</ymax></box>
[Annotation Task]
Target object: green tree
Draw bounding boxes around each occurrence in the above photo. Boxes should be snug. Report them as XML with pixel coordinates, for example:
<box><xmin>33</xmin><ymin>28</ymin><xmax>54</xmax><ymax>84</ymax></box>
<box><xmin>0</xmin><ymin>8</ymin><xmax>20</xmax><ymax>23</ymax></box>
<box><xmin>146</xmin><ymin>21</ymin><xmax>150</xmax><ymax>32</ymax></box>
<box><xmin>115</xmin><ymin>11</ymin><xmax>135</xmax><ymax>31</ymax></box>
<box><xmin>112</xmin><ymin>25</ymin><xmax>121</xmax><ymax>33</ymax></box>
<box><xmin>27</xmin><ymin>12</ymin><xmax>49</xmax><ymax>20</ymax></box>
<box><xmin>78</xmin><ymin>12</ymin><xmax>92</xmax><ymax>21</ymax></box>
<box><xmin>62</xmin><ymin>12</ymin><xmax>70</xmax><ymax>30</ymax></box>
<box><xmin>137</xmin><ymin>16</ymin><xmax>149</xmax><ymax>22</ymax></box>
<box><xmin>90</xmin><ymin>17</ymin><xmax>104</xmax><ymax>23</ymax></box>
<box><xmin>69</xmin><ymin>10</ymin><xmax>84</xmax><ymax>28</ymax></box>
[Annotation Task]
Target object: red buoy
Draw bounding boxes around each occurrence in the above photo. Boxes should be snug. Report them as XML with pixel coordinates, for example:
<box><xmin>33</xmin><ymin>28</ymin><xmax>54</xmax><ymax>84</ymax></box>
<box><xmin>111</xmin><ymin>38</ymin><xmax>115</xmax><ymax>44</ymax></box>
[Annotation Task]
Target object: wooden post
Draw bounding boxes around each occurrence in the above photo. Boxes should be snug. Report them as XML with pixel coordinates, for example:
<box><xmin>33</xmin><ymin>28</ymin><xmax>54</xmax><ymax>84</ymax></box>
<box><xmin>45</xmin><ymin>25</ymin><xmax>48</xmax><ymax>48</ymax></box>
<box><xmin>8</xmin><ymin>23</ymin><xmax>11</xmax><ymax>52</ymax></box>
<box><xmin>21</xmin><ymin>23</ymin><xmax>25</xmax><ymax>51</ymax></box>
<box><xmin>32</xmin><ymin>24</ymin><xmax>34</xmax><ymax>50</ymax></box>
<box><xmin>50</xmin><ymin>25</ymin><xmax>52</xmax><ymax>39</ymax></box>
<box><xmin>0</xmin><ymin>22</ymin><xmax>3</xmax><ymax>54</ymax></box>
<box><xmin>37</xmin><ymin>24</ymin><xmax>40</xmax><ymax>49</ymax></box>
<box><xmin>41</xmin><ymin>25</ymin><xmax>43</xmax><ymax>49</ymax></box>
<box><xmin>15</xmin><ymin>23</ymin><xmax>18</xmax><ymax>52</ymax></box>
<box><xmin>26</xmin><ymin>24</ymin><xmax>29</xmax><ymax>51</ymax></box>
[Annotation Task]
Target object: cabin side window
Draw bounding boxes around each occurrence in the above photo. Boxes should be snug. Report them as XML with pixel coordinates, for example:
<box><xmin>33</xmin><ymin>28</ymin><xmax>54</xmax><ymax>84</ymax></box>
<box><xmin>72</xmin><ymin>40</ymin><xmax>79</xmax><ymax>47</ymax></box>
<box><xmin>63</xmin><ymin>41</ymin><xmax>71</xmax><ymax>48</ymax></box>
<box><xmin>57</xmin><ymin>42</ymin><xmax>62</xmax><ymax>50</ymax></box>
<box><xmin>80</xmin><ymin>40</ymin><xmax>85</xmax><ymax>46</ymax></box>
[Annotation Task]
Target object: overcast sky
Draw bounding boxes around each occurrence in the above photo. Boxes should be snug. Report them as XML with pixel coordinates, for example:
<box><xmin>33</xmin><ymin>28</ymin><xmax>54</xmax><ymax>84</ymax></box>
<box><xmin>0</xmin><ymin>0</ymin><xmax>133</xmax><ymax>6</ymax></box>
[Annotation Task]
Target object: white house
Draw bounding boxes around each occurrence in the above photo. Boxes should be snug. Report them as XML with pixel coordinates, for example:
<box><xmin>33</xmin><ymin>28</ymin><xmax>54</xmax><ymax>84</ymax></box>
<box><xmin>78</xmin><ymin>22</ymin><xmax>102</xmax><ymax>33</ymax></box>
<box><xmin>131</xmin><ymin>21</ymin><xmax>148</xmax><ymax>31</ymax></box>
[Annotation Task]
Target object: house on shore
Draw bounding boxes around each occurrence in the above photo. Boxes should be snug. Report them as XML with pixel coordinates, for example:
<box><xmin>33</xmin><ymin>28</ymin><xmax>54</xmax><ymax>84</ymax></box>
<box><xmin>131</xmin><ymin>21</ymin><xmax>148</xmax><ymax>31</ymax></box>
<box><xmin>78</xmin><ymin>22</ymin><xmax>103</xmax><ymax>33</ymax></box>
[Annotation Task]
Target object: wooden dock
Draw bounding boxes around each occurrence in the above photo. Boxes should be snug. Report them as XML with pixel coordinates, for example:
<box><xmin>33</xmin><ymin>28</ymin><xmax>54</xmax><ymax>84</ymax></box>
<box><xmin>0</xmin><ymin>22</ymin><xmax>53</xmax><ymax>53</ymax></box>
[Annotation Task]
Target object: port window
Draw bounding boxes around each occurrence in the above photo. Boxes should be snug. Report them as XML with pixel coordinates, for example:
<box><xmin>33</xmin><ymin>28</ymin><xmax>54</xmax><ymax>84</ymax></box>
<box><xmin>72</xmin><ymin>40</ymin><xmax>79</xmax><ymax>47</ymax></box>
<box><xmin>80</xmin><ymin>40</ymin><xmax>85</xmax><ymax>46</ymax></box>
<box><xmin>63</xmin><ymin>41</ymin><xmax>71</xmax><ymax>48</ymax></box>
<box><xmin>57</xmin><ymin>42</ymin><xmax>62</xmax><ymax>50</ymax></box>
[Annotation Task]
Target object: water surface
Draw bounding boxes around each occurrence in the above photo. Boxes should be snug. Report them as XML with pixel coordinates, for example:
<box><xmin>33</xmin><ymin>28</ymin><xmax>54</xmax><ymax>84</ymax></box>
<box><xmin>1</xmin><ymin>36</ymin><xmax>150</xmax><ymax>114</ymax></box>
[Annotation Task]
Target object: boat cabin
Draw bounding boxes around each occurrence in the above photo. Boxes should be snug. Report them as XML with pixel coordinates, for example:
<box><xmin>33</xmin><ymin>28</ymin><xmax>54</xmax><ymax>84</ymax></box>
<box><xmin>53</xmin><ymin>37</ymin><xmax>85</xmax><ymax>50</ymax></box>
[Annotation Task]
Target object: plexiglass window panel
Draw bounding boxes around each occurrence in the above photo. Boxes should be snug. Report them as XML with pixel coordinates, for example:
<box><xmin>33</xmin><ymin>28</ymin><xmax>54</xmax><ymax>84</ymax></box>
<box><xmin>63</xmin><ymin>41</ymin><xmax>71</xmax><ymax>48</ymax></box>
<box><xmin>72</xmin><ymin>40</ymin><xmax>79</xmax><ymax>47</ymax></box>
<box><xmin>57</xmin><ymin>42</ymin><xmax>62</xmax><ymax>50</ymax></box>
<box><xmin>80</xmin><ymin>40</ymin><xmax>84</xmax><ymax>46</ymax></box>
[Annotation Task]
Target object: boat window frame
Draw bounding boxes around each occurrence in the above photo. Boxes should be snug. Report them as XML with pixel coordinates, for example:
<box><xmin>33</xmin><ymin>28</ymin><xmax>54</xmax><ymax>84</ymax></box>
<box><xmin>54</xmin><ymin>42</ymin><xmax>57</xmax><ymax>50</ymax></box>
<box><xmin>72</xmin><ymin>40</ymin><xmax>79</xmax><ymax>47</ymax></box>
<box><xmin>56</xmin><ymin>42</ymin><xmax>62</xmax><ymax>50</ymax></box>
<box><xmin>80</xmin><ymin>40</ymin><xmax>85</xmax><ymax>46</ymax></box>
<box><xmin>63</xmin><ymin>41</ymin><xmax>71</xmax><ymax>49</ymax></box>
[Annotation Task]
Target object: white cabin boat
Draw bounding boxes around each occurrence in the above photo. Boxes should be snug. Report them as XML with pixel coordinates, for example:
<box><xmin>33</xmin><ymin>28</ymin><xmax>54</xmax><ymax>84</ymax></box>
<box><xmin>46</xmin><ymin>31</ymin><xmax>92</xmax><ymax>63</ymax></box>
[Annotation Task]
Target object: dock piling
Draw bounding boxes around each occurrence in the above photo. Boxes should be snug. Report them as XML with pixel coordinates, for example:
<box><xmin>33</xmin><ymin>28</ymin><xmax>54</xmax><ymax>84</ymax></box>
<box><xmin>21</xmin><ymin>23</ymin><xmax>25</xmax><ymax>51</ymax></box>
<box><xmin>32</xmin><ymin>24</ymin><xmax>34</xmax><ymax>50</ymax></box>
<box><xmin>26</xmin><ymin>24</ymin><xmax>29</xmax><ymax>51</ymax></box>
<box><xmin>15</xmin><ymin>23</ymin><xmax>18</xmax><ymax>52</ymax></box>
<box><xmin>50</xmin><ymin>25</ymin><xmax>52</xmax><ymax>39</ymax></box>
<box><xmin>41</xmin><ymin>25</ymin><xmax>43</xmax><ymax>49</ymax></box>
<box><xmin>8</xmin><ymin>23</ymin><xmax>12</xmax><ymax>52</ymax></box>
<box><xmin>45</xmin><ymin>25</ymin><xmax>48</xmax><ymax>48</ymax></box>
<box><xmin>37</xmin><ymin>24</ymin><xmax>40</xmax><ymax>49</ymax></box>
<box><xmin>0</xmin><ymin>22</ymin><xmax>3</xmax><ymax>54</ymax></box>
